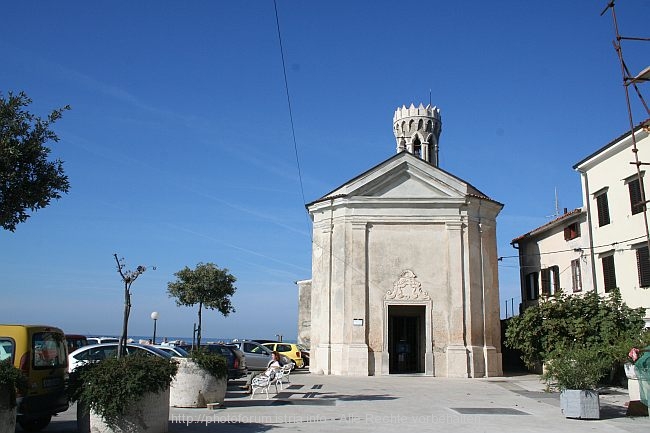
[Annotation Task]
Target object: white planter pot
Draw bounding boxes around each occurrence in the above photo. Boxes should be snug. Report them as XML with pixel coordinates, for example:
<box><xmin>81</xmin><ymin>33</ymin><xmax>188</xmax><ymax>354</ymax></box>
<box><xmin>90</xmin><ymin>388</ymin><xmax>170</xmax><ymax>433</ymax></box>
<box><xmin>0</xmin><ymin>387</ymin><xmax>16</xmax><ymax>433</ymax></box>
<box><xmin>624</xmin><ymin>363</ymin><xmax>638</xmax><ymax>380</ymax></box>
<box><xmin>560</xmin><ymin>389</ymin><xmax>600</xmax><ymax>419</ymax></box>
<box><xmin>0</xmin><ymin>407</ymin><xmax>16</xmax><ymax>433</ymax></box>
<box><xmin>169</xmin><ymin>358</ymin><xmax>227</xmax><ymax>408</ymax></box>
<box><xmin>628</xmin><ymin>378</ymin><xmax>641</xmax><ymax>401</ymax></box>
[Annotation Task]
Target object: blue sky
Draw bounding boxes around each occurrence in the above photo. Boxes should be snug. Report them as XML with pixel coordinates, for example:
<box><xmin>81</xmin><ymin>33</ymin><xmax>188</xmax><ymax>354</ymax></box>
<box><xmin>1</xmin><ymin>1</ymin><xmax>648</xmax><ymax>340</ymax></box>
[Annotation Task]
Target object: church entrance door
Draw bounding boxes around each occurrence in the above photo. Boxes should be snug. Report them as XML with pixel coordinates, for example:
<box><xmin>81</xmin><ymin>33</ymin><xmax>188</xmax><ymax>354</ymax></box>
<box><xmin>388</xmin><ymin>305</ymin><xmax>425</xmax><ymax>374</ymax></box>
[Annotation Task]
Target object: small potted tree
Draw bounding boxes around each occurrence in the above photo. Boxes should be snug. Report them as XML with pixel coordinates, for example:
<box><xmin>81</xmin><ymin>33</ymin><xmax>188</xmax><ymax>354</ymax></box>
<box><xmin>69</xmin><ymin>355</ymin><xmax>178</xmax><ymax>433</ymax></box>
<box><xmin>169</xmin><ymin>349</ymin><xmax>228</xmax><ymax>408</ymax></box>
<box><xmin>543</xmin><ymin>345</ymin><xmax>610</xmax><ymax>419</ymax></box>
<box><xmin>0</xmin><ymin>360</ymin><xmax>27</xmax><ymax>433</ymax></box>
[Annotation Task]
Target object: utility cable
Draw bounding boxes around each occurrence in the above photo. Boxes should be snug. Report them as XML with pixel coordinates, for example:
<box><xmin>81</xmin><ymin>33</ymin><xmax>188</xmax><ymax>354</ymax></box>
<box><xmin>273</xmin><ymin>0</ymin><xmax>308</xmax><ymax>219</ymax></box>
<box><xmin>500</xmin><ymin>234</ymin><xmax>647</xmax><ymax>260</ymax></box>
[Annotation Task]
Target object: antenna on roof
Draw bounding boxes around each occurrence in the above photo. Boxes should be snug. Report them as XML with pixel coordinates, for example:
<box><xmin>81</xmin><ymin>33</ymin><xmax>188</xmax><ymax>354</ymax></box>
<box><xmin>429</xmin><ymin>89</ymin><xmax>432</xmax><ymax>106</ymax></box>
<box><xmin>546</xmin><ymin>187</ymin><xmax>561</xmax><ymax>219</ymax></box>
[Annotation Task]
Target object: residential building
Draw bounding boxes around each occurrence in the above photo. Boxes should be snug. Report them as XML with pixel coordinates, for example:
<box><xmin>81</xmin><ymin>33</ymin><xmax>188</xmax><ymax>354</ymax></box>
<box><xmin>511</xmin><ymin>208</ymin><xmax>593</xmax><ymax>310</ymax></box>
<box><xmin>512</xmin><ymin>122</ymin><xmax>650</xmax><ymax>326</ymax></box>
<box><xmin>574</xmin><ymin>122</ymin><xmax>650</xmax><ymax>326</ymax></box>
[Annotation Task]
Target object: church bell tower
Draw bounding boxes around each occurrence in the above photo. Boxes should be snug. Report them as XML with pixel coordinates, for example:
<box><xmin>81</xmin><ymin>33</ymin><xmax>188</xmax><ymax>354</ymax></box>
<box><xmin>393</xmin><ymin>103</ymin><xmax>442</xmax><ymax>166</ymax></box>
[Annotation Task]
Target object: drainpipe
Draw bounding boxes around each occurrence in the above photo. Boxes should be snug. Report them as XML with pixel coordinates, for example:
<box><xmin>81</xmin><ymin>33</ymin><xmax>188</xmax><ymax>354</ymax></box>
<box><xmin>578</xmin><ymin>168</ymin><xmax>598</xmax><ymax>292</ymax></box>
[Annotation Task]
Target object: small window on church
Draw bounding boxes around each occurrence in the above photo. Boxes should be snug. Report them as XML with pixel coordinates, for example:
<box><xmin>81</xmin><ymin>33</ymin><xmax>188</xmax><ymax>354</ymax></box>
<box><xmin>418</xmin><ymin>119</ymin><xmax>423</xmax><ymax>130</ymax></box>
<box><xmin>426</xmin><ymin>120</ymin><xmax>432</xmax><ymax>132</ymax></box>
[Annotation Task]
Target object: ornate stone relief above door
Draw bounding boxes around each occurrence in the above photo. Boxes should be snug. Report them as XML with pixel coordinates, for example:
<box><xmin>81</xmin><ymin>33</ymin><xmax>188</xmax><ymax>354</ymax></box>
<box><xmin>385</xmin><ymin>270</ymin><xmax>430</xmax><ymax>300</ymax></box>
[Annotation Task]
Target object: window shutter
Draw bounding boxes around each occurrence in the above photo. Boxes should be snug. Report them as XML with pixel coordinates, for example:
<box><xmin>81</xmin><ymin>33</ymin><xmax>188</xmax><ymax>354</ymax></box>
<box><xmin>597</xmin><ymin>193</ymin><xmax>610</xmax><ymax>226</ymax></box>
<box><xmin>571</xmin><ymin>259</ymin><xmax>582</xmax><ymax>292</ymax></box>
<box><xmin>636</xmin><ymin>246</ymin><xmax>650</xmax><ymax>288</ymax></box>
<box><xmin>552</xmin><ymin>266</ymin><xmax>560</xmax><ymax>294</ymax></box>
<box><xmin>629</xmin><ymin>179</ymin><xmax>644</xmax><ymax>215</ymax></box>
<box><xmin>602</xmin><ymin>255</ymin><xmax>617</xmax><ymax>292</ymax></box>
<box><xmin>541</xmin><ymin>268</ymin><xmax>551</xmax><ymax>296</ymax></box>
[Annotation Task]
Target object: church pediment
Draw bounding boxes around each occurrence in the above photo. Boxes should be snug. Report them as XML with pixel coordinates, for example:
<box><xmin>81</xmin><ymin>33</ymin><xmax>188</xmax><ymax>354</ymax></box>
<box><xmin>320</xmin><ymin>153</ymin><xmax>468</xmax><ymax>201</ymax></box>
<box><xmin>356</xmin><ymin>166</ymin><xmax>459</xmax><ymax>199</ymax></box>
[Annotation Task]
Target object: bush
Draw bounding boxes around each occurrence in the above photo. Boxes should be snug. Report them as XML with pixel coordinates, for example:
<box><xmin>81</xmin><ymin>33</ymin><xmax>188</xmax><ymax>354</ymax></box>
<box><xmin>189</xmin><ymin>349</ymin><xmax>228</xmax><ymax>380</ymax></box>
<box><xmin>68</xmin><ymin>355</ymin><xmax>177</xmax><ymax>427</ymax></box>
<box><xmin>542</xmin><ymin>345</ymin><xmax>611</xmax><ymax>390</ymax></box>
<box><xmin>505</xmin><ymin>289</ymin><xmax>646</xmax><ymax>371</ymax></box>
<box><xmin>0</xmin><ymin>359</ymin><xmax>27</xmax><ymax>408</ymax></box>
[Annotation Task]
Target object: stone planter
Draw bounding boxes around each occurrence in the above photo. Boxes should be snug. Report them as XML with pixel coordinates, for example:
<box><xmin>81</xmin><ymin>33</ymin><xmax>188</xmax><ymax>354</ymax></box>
<box><xmin>169</xmin><ymin>358</ymin><xmax>226</xmax><ymax>408</ymax></box>
<box><xmin>90</xmin><ymin>388</ymin><xmax>170</xmax><ymax>433</ymax></box>
<box><xmin>560</xmin><ymin>389</ymin><xmax>600</xmax><ymax>419</ymax></box>
<box><xmin>628</xmin><ymin>378</ymin><xmax>641</xmax><ymax>401</ymax></box>
<box><xmin>0</xmin><ymin>387</ymin><xmax>16</xmax><ymax>433</ymax></box>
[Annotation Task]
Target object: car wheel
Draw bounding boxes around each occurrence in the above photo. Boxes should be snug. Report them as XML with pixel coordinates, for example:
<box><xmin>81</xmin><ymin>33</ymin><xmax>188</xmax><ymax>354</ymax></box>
<box><xmin>18</xmin><ymin>415</ymin><xmax>52</xmax><ymax>432</ymax></box>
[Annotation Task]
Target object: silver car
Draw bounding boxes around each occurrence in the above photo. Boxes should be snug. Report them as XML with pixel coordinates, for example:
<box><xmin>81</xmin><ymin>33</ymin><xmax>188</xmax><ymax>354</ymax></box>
<box><xmin>228</xmin><ymin>340</ymin><xmax>292</xmax><ymax>371</ymax></box>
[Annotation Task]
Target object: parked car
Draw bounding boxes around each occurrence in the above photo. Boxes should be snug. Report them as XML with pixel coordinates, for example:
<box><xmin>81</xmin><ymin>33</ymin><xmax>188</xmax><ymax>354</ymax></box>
<box><xmin>154</xmin><ymin>345</ymin><xmax>189</xmax><ymax>357</ymax></box>
<box><xmin>262</xmin><ymin>342</ymin><xmax>305</xmax><ymax>369</ymax></box>
<box><xmin>68</xmin><ymin>343</ymin><xmax>172</xmax><ymax>372</ymax></box>
<box><xmin>297</xmin><ymin>343</ymin><xmax>310</xmax><ymax>367</ymax></box>
<box><xmin>179</xmin><ymin>344</ymin><xmax>247</xmax><ymax>379</ymax></box>
<box><xmin>64</xmin><ymin>334</ymin><xmax>88</xmax><ymax>353</ymax></box>
<box><xmin>227</xmin><ymin>339</ymin><xmax>293</xmax><ymax>371</ymax></box>
<box><xmin>86</xmin><ymin>336</ymin><xmax>119</xmax><ymax>345</ymax></box>
<box><xmin>0</xmin><ymin>324</ymin><xmax>69</xmax><ymax>432</ymax></box>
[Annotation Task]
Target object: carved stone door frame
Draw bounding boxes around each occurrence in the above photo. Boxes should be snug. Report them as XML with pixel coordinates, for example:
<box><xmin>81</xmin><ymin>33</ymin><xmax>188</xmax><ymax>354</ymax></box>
<box><xmin>382</xmin><ymin>270</ymin><xmax>434</xmax><ymax>375</ymax></box>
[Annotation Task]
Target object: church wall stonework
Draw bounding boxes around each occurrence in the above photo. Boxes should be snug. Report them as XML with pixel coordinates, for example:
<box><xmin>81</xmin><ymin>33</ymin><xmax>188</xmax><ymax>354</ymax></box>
<box><xmin>303</xmin><ymin>107</ymin><xmax>503</xmax><ymax>378</ymax></box>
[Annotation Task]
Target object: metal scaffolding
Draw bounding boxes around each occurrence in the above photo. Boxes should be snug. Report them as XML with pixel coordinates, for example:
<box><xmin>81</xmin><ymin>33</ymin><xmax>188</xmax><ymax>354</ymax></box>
<box><xmin>601</xmin><ymin>1</ymin><xmax>650</xmax><ymax>256</ymax></box>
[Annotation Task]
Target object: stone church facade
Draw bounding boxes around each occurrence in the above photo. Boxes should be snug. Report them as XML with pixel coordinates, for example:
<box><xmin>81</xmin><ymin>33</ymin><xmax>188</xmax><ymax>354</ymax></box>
<box><xmin>297</xmin><ymin>104</ymin><xmax>503</xmax><ymax>377</ymax></box>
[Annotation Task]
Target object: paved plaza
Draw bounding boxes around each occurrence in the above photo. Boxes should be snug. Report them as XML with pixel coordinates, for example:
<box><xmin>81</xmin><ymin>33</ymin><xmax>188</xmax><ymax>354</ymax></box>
<box><xmin>37</xmin><ymin>371</ymin><xmax>646</xmax><ymax>433</ymax></box>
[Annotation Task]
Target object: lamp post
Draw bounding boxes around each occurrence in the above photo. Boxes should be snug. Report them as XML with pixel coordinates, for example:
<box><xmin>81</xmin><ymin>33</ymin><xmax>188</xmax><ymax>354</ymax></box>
<box><xmin>150</xmin><ymin>311</ymin><xmax>159</xmax><ymax>344</ymax></box>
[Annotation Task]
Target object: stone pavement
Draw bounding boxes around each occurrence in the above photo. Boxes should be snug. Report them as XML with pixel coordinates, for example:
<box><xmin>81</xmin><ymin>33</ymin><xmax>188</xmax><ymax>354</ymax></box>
<box><xmin>37</xmin><ymin>370</ymin><xmax>647</xmax><ymax>433</ymax></box>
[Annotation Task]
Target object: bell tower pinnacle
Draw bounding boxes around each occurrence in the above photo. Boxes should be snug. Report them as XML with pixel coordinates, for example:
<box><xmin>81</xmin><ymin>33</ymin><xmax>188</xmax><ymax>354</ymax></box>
<box><xmin>393</xmin><ymin>103</ymin><xmax>442</xmax><ymax>166</ymax></box>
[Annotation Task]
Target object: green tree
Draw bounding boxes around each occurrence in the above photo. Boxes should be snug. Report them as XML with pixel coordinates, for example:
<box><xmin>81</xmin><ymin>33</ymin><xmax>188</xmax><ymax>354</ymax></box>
<box><xmin>505</xmin><ymin>289</ymin><xmax>646</xmax><ymax>372</ymax></box>
<box><xmin>167</xmin><ymin>263</ymin><xmax>236</xmax><ymax>348</ymax></box>
<box><xmin>0</xmin><ymin>91</ymin><xmax>70</xmax><ymax>231</ymax></box>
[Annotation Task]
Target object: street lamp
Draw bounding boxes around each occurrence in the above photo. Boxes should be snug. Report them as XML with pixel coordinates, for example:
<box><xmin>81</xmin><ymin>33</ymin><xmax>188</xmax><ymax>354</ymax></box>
<box><xmin>151</xmin><ymin>311</ymin><xmax>159</xmax><ymax>344</ymax></box>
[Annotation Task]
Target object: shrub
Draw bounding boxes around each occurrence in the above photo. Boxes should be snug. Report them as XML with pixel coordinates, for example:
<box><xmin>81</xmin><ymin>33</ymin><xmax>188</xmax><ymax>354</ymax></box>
<box><xmin>0</xmin><ymin>359</ymin><xmax>27</xmax><ymax>408</ymax></box>
<box><xmin>68</xmin><ymin>355</ymin><xmax>177</xmax><ymax>427</ymax></box>
<box><xmin>189</xmin><ymin>349</ymin><xmax>228</xmax><ymax>380</ymax></box>
<box><xmin>505</xmin><ymin>289</ymin><xmax>646</xmax><ymax>370</ymax></box>
<box><xmin>542</xmin><ymin>345</ymin><xmax>611</xmax><ymax>390</ymax></box>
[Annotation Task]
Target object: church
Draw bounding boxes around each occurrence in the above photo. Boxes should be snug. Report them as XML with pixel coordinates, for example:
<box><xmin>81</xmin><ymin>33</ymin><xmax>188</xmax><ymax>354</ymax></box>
<box><xmin>297</xmin><ymin>103</ymin><xmax>503</xmax><ymax>377</ymax></box>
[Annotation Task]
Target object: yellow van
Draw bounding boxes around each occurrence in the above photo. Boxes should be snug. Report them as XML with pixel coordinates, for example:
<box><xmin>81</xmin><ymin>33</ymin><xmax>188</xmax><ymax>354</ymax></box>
<box><xmin>0</xmin><ymin>324</ymin><xmax>69</xmax><ymax>432</ymax></box>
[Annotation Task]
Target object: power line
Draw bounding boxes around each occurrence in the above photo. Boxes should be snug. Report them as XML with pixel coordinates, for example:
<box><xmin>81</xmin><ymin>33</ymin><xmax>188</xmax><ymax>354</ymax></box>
<box><xmin>500</xmin><ymin>234</ymin><xmax>647</xmax><ymax>260</ymax></box>
<box><xmin>272</xmin><ymin>0</ymin><xmax>309</xmax><ymax>230</ymax></box>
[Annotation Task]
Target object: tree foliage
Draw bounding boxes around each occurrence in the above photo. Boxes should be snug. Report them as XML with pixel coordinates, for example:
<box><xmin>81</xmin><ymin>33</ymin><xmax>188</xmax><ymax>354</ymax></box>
<box><xmin>505</xmin><ymin>289</ymin><xmax>646</xmax><ymax>369</ymax></box>
<box><xmin>0</xmin><ymin>91</ymin><xmax>70</xmax><ymax>231</ymax></box>
<box><xmin>167</xmin><ymin>262</ymin><xmax>236</xmax><ymax>348</ymax></box>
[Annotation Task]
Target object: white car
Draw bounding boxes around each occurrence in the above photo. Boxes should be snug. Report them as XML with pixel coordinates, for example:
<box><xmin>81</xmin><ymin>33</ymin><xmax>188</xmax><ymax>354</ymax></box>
<box><xmin>154</xmin><ymin>345</ymin><xmax>189</xmax><ymax>357</ymax></box>
<box><xmin>68</xmin><ymin>343</ymin><xmax>172</xmax><ymax>372</ymax></box>
<box><xmin>86</xmin><ymin>337</ymin><xmax>119</xmax><ymax>345</ymax></box>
